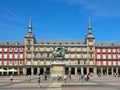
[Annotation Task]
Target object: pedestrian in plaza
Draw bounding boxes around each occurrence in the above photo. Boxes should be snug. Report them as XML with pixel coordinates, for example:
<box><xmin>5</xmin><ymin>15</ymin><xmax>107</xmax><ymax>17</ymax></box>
<box><xmin>10</xmin><ymin>74</ymin><xmax>14</xmax><ymax>83</ymax></box>
<box><xmin>81</xmin><ymin>74</ymin><xmax>84</xmax><ymax>83</ymax></box>
<box><xmin>37</xmin><ymin>74</ymin><xmax>41</xmax><ymax>87</ymax></box>
<box><xmin>28</xmin><ymin>75</ymin><xmax>31</xmax><ymax>83</ymax></box>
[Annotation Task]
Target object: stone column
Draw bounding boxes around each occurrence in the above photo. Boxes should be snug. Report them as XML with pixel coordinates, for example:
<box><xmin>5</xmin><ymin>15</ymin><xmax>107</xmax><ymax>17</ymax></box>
<box><xmin>23</xmin><ymin>67</ymin><xmax>26</xmax><ymax>75</ymax></box>
<box><xmin>94</xmin><ymin>67</ymin><xmax>97</xmax><ymax>75</ymax></box>
<box><xmin>116</xmin><ymin>67</ymin><xmax>118</xmax><ymax>74</ymax></box>
<box><xmin>37</xmin><ymin>68</ymin><xmax>40</xmax><ymax>75</ymax></box>
<box><xmin>75</xmin><ymin>67</ymin><xmax>77</xmax><ymax>75</ymax></box>
<box><xmin>7</xmin><ymin>68</ymin><xmax>9</xmax><ymax>75</ymax></box>
<box><xmin>69</xmin><ymin>67</ymin><xmax>71</xmax><ymax>74</ymax></box>
<box><xmin>31</xmin><ymin>67</ymin><xmax>34</xmax><ymax>75</ymax></box>
<box><xmin>87</xmin><ymin>67</ymin><xmax>89</xmax><ymax>74</ymax></box>
<box><xmin>1</xmin><ymin>68</ymin><xmax>3</xmax><ymax>75</ymax></box>
<box><xmin>107</xmin><ymin>67</ymin><xmax>108</xmax><ymax>75</ymax></box>
<box><xmin>112</xmin><ymin>67</ymin><xmax>113</xmax><ymax>75</ymax></box>
<box><xmin>44</xmin><ymin>67</ymin><xmax>46</xmax><ymax>74</ymax></box>
<box><xmin>81</xmin><ymin>67</ymin><xmax>83</xmax><ymax>74</ymax></box>
<box><xmin>101</xmin><ymin>67</ymin><xmax>103</xmax><ymax>75</ymax></box>
<box><xmin>17</xmin><ymin>68</ymin><xmax>20</xmax><ymax>75</ymax></box>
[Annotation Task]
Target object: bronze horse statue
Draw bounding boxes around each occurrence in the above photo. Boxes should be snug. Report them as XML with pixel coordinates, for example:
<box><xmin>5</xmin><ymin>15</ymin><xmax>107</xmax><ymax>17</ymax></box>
<box><xmin>52</xmin><ymin>47</ymin><xmax>67</xmax><ymax>60</ymax></box>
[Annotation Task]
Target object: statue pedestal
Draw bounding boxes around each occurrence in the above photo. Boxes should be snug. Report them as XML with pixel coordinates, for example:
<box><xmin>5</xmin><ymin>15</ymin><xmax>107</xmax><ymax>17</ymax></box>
<box><xmin>51</xmin><ymin>60</ymin><xmax>65</xmax><ymax>77</ymax></box>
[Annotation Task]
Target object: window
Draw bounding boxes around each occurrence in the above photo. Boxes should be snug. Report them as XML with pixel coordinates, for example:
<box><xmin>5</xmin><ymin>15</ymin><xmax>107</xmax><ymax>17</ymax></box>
<box><xmin>71</xmin><ymin>54</ymin><xmax>75</xmax><ymax>58</ymax></box>
<box><xmin>77</xmin><ymin>48</ymin><xmax>81</xmax><ymax>52</ymax></box>
<box><xmin>9</xmin><ymin>60</ymin><xmax>12</xmax><ymax>65</ymax></box>
<box><xmin>108</xmin><ymin>54</ymin><xmax>111</xmax><ymax>59</ymax></box>
<box><xmin>113</xmin><ymin>49</ymin><xmax>116</xmax><ymax>52</ymax></box>
<box><xmin>28</xmin><ymin>40</ymin><xmax>30</xmax><ymax>44</ymax></box>
<box><xmin>40</xmin><ymin>48</ymin><xmax>44</xmax><ymax>51</ymax></box>
<box><xmin>40</xmin><ymin>54</ymin><xmax>43</xmax><ymax>58</ymax></box>
<box><xmin>4</xmin><ymin>48</ymin><xmax>7</xmax><ymax>52</ymax></box>
<box><xmin>83</xmin><ymin>48</ymin><xmax>87</xmax><ymax>51</ymax></box>
<box><xmin>83</xmin><ymin>54</ymin><xmax>87</xmax><ymax>58</ymax></box>
<box><xmin>14</xmin><ymin>60</ymin><xmax>17</xmax><ymax>65</ymax></box>
<box><xmin>0</xmin><ymin>54</ymin><xmax>2</xmax><ymax>58</ymax></box>
<box><xmin>97</xmin><ymin>54</ymin><xmax>100</xmax><ymax>59</ymax></box>
<box><xmin>14</xmin><ymin>48</ymin><xmax>18</xmax><ymax>52</ymax></box>
<box><xmin>19</xmin><ymin>48</ymin><xmax>23</xmax><ymax>52</ymax></box>
<box><xmin>46</xmin><ymin>48</ymin><xmax>50</xmax><ymax>51</ymax></box>
<box><xmin>113</xmin><ymin>54</ymin><xmax>116</xmax><ymax>59</ymax></box>
<box><xmin>34</xmin><ymin>53</ymin><xmax>37</xmax><ymax>58</ymax></box>
<box><xmin>20</xmin><ymin>60</ymin><xmax>22</xmax><ymax>64</ymax></box>
<box><xmin>4</xmin><ymin>54</ymin><xmax>7</xmax><ymax>59</ymax></box>
<box><xmin>97</xmin><ymin>49</ymin><xmax>100</xmax><ymax>52</ymax></box>
<box><xmin>27</xmin><ymin>54</ymin><xmax>31</xmax><ymax>58</ymax></box>
<box><xmin>90</xmin><ymin>53</ymin><xmax>93</xmax><ymax>58</ymax></box>
<box><xmin>28</xmin><ymin>47</ymin><xmax>30</xmax><ymax>50</ymax></box>
<box><xmin>65</xmin><ymin>54</ymin><xmax>69</xmax><ymax>58</ymax></box>
<box><xmin>71</xmin><ymin>48</ymin><xmax>74</xmax><ymax>52</ymax></box>
<box><xmin>102</xmin><ymin>49</ymin><xmax>106</xmax><ymax>52</ymax></box>
<box><xmin>4</xmin><ymin>60</ymin><xmax>7</xmax><ymax>65</ymax></box>
<box><xmin>9</xmin><ymin>54</ymin><xmax>12</xmax><ymax>59</ymax></box>
<box><xmin>20</xmin><ymin>54</ymin><xmax>23</xmax><ymax>59</ymax></box>
<box><xmin>77</xmin><ymin>54</ymin><xmax>81</xmax><ymax>58</ymax></box>
<box><xmin>47</xmin><ymin>54</ymin><xmax>49</xmax><ymax>58</ymax></box>
<box><xmin>34</xmin><ymin>47</ymin><xmax>38</xmax><ymax>51</ymax></box>
<box><xmin>103</xmin><ymin>54</ymin><xmax>106</xmax><ymax>59</ymax></box>
<box><xmin>108</xmin><ymin>49</ymin><xmax>111</xmax><ymax>52</ymax></box>
<box><xmin>90</xmin><ymin>47</ymin><xmax>93</xmax><ymax>51</ymax></box>
<box><xmin>118</xmin><ymin>54</ymin><xmax>120</xmax><ymax>59</ymax></box>
<box><xmin>14</xmin><ymin>54</ymin><xmax>18</xmax><ymax>59</ymax></box>
<box><xmin>9</xmin><ymin>48</ymin><xmax>13</xmax><ymax>52</ymax></box>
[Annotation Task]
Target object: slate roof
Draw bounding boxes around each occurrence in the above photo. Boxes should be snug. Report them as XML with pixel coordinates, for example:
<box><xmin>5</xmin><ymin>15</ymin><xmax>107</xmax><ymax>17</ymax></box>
<box><xmin>35</xmin><ymin>40</ymin><xmax>86</xmax><ymax>46</ymax></box>
<box><xmin>0</xmin><ymin>41</ymin><xmax>24</xmax><ymax>46</ymax></box>
<box><xmin>95</xmin><ymin>42</ymin><xmax>120</xmax><ymax>47</ymax></box>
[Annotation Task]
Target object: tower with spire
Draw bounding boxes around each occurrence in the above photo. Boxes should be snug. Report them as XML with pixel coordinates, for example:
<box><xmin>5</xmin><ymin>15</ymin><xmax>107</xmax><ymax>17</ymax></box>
<box><xmin>85</xmin><ymin>17</ymin><xmax>95</xmax><ymax>45</ymax></box>
<box><xmin>85</xmin><ymin>17</ymin><xmax>95</xmax><ymax>66</ymax></box>
<box><xmin>24</xmin><ymin>17</ymin><xmax>36</xmax><ymax>75</ymax></box>
<box><xmin>25</xmin><ymin>16</ymin><xmax>36</xmax><ymax>45</ymax></box>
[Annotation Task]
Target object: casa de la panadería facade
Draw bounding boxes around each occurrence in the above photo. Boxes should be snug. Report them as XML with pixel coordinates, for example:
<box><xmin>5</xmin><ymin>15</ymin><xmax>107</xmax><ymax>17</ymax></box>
<box><xmin>0</xmin><ymin>17</ymin><xmax>120</xmax><ymax>76</ymax></box>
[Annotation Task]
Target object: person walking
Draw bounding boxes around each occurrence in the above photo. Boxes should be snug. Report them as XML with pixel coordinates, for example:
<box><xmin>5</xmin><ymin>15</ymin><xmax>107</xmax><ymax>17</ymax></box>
<box><xmin>10</xmin><ymin>74</ymin><xmax>14</xmax><ymax>83</ymax></box>
<box><xmin>37</xmin><ymin>74</ymin><xmax>41</xmax><ymax>87</ymax></box>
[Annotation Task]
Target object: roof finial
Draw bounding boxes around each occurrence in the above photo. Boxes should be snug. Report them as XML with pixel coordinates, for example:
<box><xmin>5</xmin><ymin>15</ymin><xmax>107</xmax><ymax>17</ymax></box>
<box><xmin>88</xmin><ymin>16</ymin><xmax>92</xmax><ymax>34</ymax></box>
<box><xmin>28</xmin><ymin>16</ymin><xmax>32</xmax><ymax>34</ymax></box>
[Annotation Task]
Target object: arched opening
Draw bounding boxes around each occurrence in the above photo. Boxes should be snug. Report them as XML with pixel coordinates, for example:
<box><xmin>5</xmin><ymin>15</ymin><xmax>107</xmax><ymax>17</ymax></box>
<box><xmin>108</xmin><ymin>67</ymin><xmax>112</xmax><ymax>75</ymax></box>
<box><xmin>77</xmin><ymin>67</ymin><xmax>81</xmax><ymax>75</ymax></box>
<box><xmin>71</xmin><ymin>67</ymin><xmax>75</xmax><ymax>75</ymax></box>
<box><xmin>65</xmin><ymin>68</ymin><xmax>69</xmax><ymax>75</ymax></box>
<box><xmin>97</xmin><ymin>67</ymin><xmax>101</xmax><ymax>74</ymax></box>
<box><xmin>40</xmin><ymin>68</ymin><xmax>44</xmax><ymax>75</ymax></box>
<box><xmin>19</xmin><ymin>68</ymin><xmax>23</xmax><ymax>75</ymax></box>
<box><xmin>113</xmin><ymin>67</ymin><xmax>116</xmax><ymax>73</ymax></box>
<box><xmin>89</xmin><ymin>68</ymin><xmax>93</xmax><ymax>73</ymax></box>
<box><xmin>118</xmin><ymin>68</ymin><xmax>120</xmax><ymax>74</ymax></box>
<box><xmin>103</xmin><ymin>67</ymin><xmax>107</xmax><ymax>75</ymax></box>
<box><xmin>46</xmin><ymin>68</ymin><xmax>50</xmax><ymax>75</ymax></box>
<box><xmin>34</xmin><ymin>68</ymin><xmax>37</xmax><ymax>75</ymax></box>
<box><xmin>83</xmin><ymin>68</ymin><xmax>87</xmax><ymax>74</ymax></box>
<box><xmin>27</xmin><ymin>68</ymin><xmax>31</xmax><ymax>75</ymax></box>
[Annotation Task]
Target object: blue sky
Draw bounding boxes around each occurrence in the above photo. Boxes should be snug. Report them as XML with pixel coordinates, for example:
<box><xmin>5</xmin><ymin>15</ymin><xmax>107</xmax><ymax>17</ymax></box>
<box><xmin>0</xmin><ymin>0</ymin><xmax>120</xmax><ymax>41</ymax></box>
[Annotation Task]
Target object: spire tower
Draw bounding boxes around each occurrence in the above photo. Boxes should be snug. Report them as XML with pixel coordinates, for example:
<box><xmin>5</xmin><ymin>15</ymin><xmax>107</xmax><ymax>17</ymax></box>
<box><xmin>28</xmin><ymin>16</ymin><xmax>32</xmax><ymax>34</ymax></box>
<box><xmin>86</xmin><ymin>17</ymin><xmax>94</xmax><ymax>38</ymax></box>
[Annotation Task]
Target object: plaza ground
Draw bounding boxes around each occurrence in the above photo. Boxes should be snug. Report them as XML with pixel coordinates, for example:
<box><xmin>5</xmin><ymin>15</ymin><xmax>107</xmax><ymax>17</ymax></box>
<box><xmin>0</xmin><ymin>75</ymin><xmax>120</xmax><ymax>90</ymax></box>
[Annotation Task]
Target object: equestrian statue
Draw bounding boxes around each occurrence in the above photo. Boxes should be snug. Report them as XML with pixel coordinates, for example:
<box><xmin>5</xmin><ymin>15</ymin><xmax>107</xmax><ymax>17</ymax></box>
<box><xmin>52</xmin><ymin>46</ymin><xmax>67</xmax><ymax>60</ymax></box>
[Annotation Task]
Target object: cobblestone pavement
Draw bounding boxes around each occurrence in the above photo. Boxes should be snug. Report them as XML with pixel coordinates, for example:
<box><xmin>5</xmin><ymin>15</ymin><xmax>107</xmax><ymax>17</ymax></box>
<box><xmin>0</xmin><ymin>75</ymin><xmax>120</xmax><ymax>90</ymax></box>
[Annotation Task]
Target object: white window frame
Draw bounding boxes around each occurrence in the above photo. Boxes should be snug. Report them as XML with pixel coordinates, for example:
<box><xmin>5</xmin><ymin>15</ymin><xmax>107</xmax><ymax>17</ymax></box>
<box><xmin>9</xmin><ymin>54</ymin><xmax>12</xmax><ymax>59</ymax></box>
